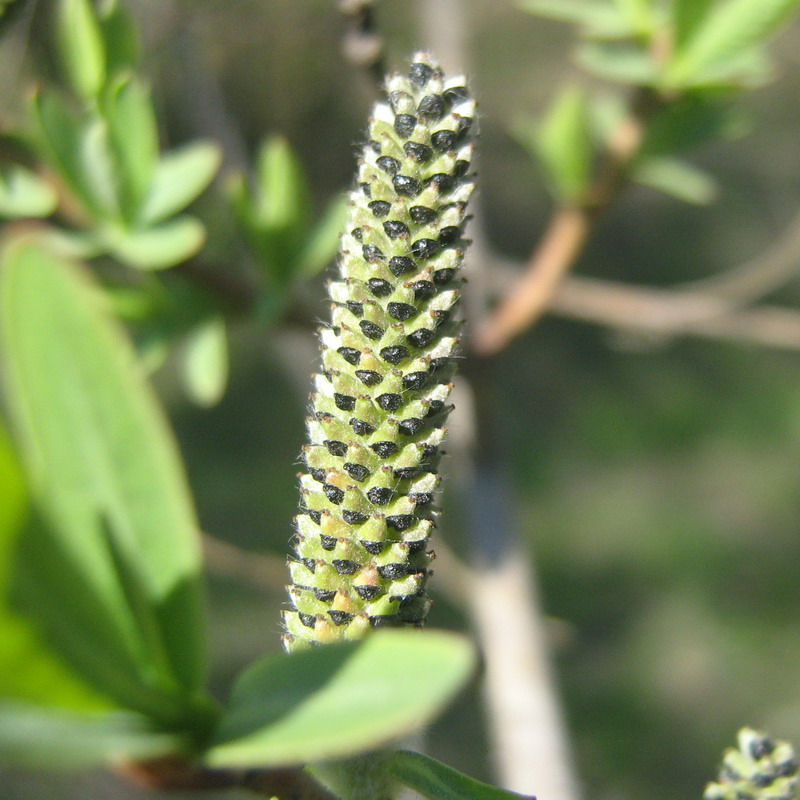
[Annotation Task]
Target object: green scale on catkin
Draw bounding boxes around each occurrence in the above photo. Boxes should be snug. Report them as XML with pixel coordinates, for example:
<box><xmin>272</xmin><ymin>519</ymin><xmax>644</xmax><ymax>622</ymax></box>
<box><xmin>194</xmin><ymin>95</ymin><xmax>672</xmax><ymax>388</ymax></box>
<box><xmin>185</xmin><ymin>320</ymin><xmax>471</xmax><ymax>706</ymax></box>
<box><xmin>283</xmin><ymin>53</ymin><xmax>476</xmax><ymax>650</ymax></box>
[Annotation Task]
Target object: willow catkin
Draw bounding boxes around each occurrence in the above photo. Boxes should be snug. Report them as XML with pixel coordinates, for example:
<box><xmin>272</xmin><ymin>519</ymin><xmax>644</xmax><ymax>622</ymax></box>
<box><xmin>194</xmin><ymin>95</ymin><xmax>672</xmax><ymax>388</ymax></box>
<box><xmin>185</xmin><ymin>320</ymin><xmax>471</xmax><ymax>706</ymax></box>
<box><xmin>283</xmin><ymin>52</ymin><xmax>476</xmax><ymax>650</ymax></box>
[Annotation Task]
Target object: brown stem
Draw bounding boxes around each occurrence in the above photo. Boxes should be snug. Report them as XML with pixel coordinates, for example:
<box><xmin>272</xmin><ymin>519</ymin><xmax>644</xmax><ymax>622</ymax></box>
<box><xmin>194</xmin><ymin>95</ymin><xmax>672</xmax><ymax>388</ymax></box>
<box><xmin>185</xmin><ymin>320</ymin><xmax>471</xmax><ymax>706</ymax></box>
<box><xmin>117</xmin><ymin>757</ymin><xmax>338</xmax><ymax>799</ymax></box>
<box><xmin>473</xmin><ymin>88</ymin><xmax>660</xmax><ymax>357</ymax></box>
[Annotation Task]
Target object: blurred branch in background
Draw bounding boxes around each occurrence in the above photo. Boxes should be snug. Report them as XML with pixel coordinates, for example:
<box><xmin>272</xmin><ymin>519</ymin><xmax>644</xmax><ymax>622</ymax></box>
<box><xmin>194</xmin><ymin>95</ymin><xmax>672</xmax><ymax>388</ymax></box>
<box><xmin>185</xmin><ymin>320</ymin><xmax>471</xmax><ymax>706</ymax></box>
<box><xmin>337</xmin><ymin>0</ymin><xmax>386</xmax><ymax>85</ymax></box>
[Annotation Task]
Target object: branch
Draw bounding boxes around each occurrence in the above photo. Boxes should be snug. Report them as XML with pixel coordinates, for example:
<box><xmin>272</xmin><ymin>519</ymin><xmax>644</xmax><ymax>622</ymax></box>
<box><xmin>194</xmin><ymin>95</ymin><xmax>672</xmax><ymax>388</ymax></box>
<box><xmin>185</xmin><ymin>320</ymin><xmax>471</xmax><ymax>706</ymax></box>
<box><xmin>552</xmin><ymin>275</ymin><xmax>800</xmax><ymax>351</ymax></box>
<box><xmin>118</xmin><ymin>757</ymin><xmax>338</xmax><ymax>799</ymax></box>
<box><xmin>473</xmin><ymin>89</ymin><xmax>659</xmax><ymax>356</ymax></box>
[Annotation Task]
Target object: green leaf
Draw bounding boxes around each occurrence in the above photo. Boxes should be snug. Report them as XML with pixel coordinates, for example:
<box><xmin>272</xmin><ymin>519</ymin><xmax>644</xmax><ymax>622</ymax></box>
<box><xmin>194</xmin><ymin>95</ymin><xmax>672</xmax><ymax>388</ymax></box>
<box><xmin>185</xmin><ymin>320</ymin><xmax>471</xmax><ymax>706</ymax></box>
<box><xmin>0</xmin><ymin>237</ymin><xmax>209</xmax><ymax>720</ymax></box>
<box><xmin>182</xmin><ymin>317</ymin><xmax>229</xmax><ymax>408</ymax></box>
<box><xmin>0</xmin><ymin>422</ymin><xmax>109</xmax><ymax>711</ymax></box>
<box><xmin>641</xmin><ymin>95</ymin><xmax>751</xmax><ymax>156</ymax></box>
<box><xmin>517</xmin><ymin>0</ymin><xmax>633</xmax><ymax>36</ymax></box>
<box><xmin>532</xmin><ymin>86</ymin><xmax>593</xmax><ymax>203</ymax></box>
<box><xmin>576</xmin><ymin>40</ymin><xmax>659</xmax><ymax>84</ymax></box>
<box><xmin>611</xmin><ymin>0</ymin><xmax>654</xmax><ymax>34</ymax></box>
<box><xmin>673</xmin><ymin>0</ymin><xmax>716</xmax><ymax>47</ymax></box>
<box><xmin>255</xmin><ymin>135</ymin><xmax>311</xmax><ymax>231</ymax></box>
<box><xmin>0</xmin><ymin>702</ymin><xmax>188</xmax><ymax>768</ymax></box>
<box><xmin>31</xmin><ymin>89</ymin><xmax>101</xmax><ymax>216</ymax></box>
<box><xmin>665</xmin><ymin>0</ymin><xmax>800</xmax><ymax>88</ymax></box>
<box><xmin>389</xmin><ymin>751</ymin><xmax>535</xmax><ymax>800</ymax></box>
<box><xmin>0</xmin><ymin>165</ymin><xmax>58</xmax><ymax>219</ymax></box>
<box><xmin>105</xmin><ymin>216</ymin><xmax>206</xmax><ymax>269</ymax></box>
<box><xmin>57</xmin><ymin>0</ymin><xmax>106</xmax><ymax>101</ymax></box>
<box><xmin>97</xmin><ymin>0</ymin><xmax>140</xmax><ymax>76</ymax></box>
<box><xmin>205</xmin><ymin>630</ymin><xmax>475</xmax><ymax>768</ymax></box>
<box><xmin>79</xmin><ymin>117</ymin><xmax>122</xmax><ymax>220</ymax></box>
<box><xmin>295</xmin><ymin>192</ymin><xmax>348</xmax><ymax>279</ymax></box>
<box><xmin>140</xmin><ymin>142</ymin><xmax>221</xmax><ymax>226</ymax></box>
<box><xmin>633</xmin><ymin>155</ymin><xmax>718</xmax><ymax>204</ymax></box>
<box><xmin>104</xmin><ymin>74</ymin><xmax>159</xmax><ymax>220</ymax></box>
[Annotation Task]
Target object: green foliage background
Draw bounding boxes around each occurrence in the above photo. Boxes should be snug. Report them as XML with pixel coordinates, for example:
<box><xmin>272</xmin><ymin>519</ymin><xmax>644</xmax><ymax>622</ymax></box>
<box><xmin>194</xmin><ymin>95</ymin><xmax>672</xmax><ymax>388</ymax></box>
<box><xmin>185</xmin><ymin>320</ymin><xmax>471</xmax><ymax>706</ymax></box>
<box><xmin>3</xmin><ymin>1</ymin><xmax>800</xmax><ymax>799</ymax></box>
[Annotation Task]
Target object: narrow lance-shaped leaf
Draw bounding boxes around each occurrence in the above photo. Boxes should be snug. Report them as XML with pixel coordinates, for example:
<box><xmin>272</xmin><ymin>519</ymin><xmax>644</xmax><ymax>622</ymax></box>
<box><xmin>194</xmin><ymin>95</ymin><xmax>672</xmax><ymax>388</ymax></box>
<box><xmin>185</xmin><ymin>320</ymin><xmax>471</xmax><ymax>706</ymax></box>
<box><xmin>57</xmin><ymin>0</ymin><xmax>106</xmax><ymax>102</ymax></box>
<box><xmin>389</xmin><ymin>750</ymin><xmax>536</xmax><ymax>800</ymax></box>
<box><xmin>0</xmin><ymin>165</ymin><xmax>58</xmax><ymax>219</ymax></box>
<box><xmin>672</xmin><ymin>0</ymin><xmax>716</xmax><ymax>47</ymax></box>
<box><xmin>104</xmin><ymin>73</ymin><xmax>159</xmax><ymax>221</ymax></box>
<box><xmin>665</xmin><ymin>0</ymin><xmax>800</xmax><ymax>88</ymax></box>
<box><xmin>0</xmin><ymin>237</ymin><xmax>209</xmax><ymax>721</ymax></box>
<box><xmin>104</xmin><ymin>216</ymin><xmax>206</xmax><ymax>270</ymax></box>
<box><xmin>205</xmin><ymin>630</ymin><xmax>475</xmax><ymax>768</ymax></box>
<box><xmin>182</xmin><ymin>317</ymin><xmax>229</xmax><ymax>408</ymax></box>
<box><xmin>282</xmin><ymin>52</ymin><xmax>476</xmax><ymax>649</ymax></box>
<box><xmin>140</xmin><ymin>141</ymin><xmax>221</xmax><ymax>226</ymax></box>
<box><xmin>632</xmin><ymin>155</ymin><xmax>718</xmax><ymax>205</ymax></box>
<box><xmin>534</xmin><ymin>85</ymin><xmax>593</xmax><ymax>204</ymax></box>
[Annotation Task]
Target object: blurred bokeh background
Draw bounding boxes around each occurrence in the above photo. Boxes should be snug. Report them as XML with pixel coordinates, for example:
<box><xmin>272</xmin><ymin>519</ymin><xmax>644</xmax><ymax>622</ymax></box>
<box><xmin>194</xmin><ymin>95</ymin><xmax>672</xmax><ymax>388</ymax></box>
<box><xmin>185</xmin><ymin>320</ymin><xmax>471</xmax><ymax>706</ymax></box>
<box><xmin>4</xmin><ymin>1</ymin><xmax>800</xmax><ymax>798</ymax></box>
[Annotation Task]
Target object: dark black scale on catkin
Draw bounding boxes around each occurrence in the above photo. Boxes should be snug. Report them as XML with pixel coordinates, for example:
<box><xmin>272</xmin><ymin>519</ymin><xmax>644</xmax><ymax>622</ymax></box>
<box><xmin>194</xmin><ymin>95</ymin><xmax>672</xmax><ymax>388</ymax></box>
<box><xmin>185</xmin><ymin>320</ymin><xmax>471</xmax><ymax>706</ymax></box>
<box><xmin>380</xmin><ymin>344</ymin><xmax>409</xmax><ymax>364</ymax></box>
<box><xmin>308</xmin><ymin>467</ymin><xmax>326</xmax><ymax>483</ymax></box>
<box><xmin>362</xmin><ymin>244</ymin><xmax>385</xmax><ymax>263</ymax></box>
<box><xmin>333</xmin><ymin>559</ymin><xmax>359</xmax><ymax>575</ymax></box>
<box><xmin>323</xmin><ymin>484</ymin><xmax>344</xmax><ymax>504</ymax></box>
<box><xmin>426</xmin><ymin>173</ymin><xmax>453</xmax><ymax>193</ymax></box>
<box><xmin>393</xmin><ymin>466</ymin><xmax>420</xmax><ymax>480</ymax></box>
<box><xmin>355</xmin><ymin>584</ymin><xmax>382</xmax><ymax>601</ymax></box>
<box><xmin>378</xmin><ymin>563</ymin><xmax>409</xmax><ymax>579</ymax></box>
<box><xmin>346</xmin><ymin>301</ymin><xmax>363</xmax><ymax>317</ymax></box>
<box><xmin>438</xmin><ymin>226</ymin><xmax>460</xmax><ymax>246</ymax></box>
<box><xmin>387</xmin><ymin>302</ymin><xmax>417</xmax><ymax>321</ymax></box>
<box><xmin>368</xmin><ymin>200</ymin><xmax>391</xmax><ymax>217</ymax></box>
<box><xmin>398</xmin><ymin>418</ymin><xmax>424</xmax><ymax>436</ymax></box>
<box><xmin>394</xmin><ymin>114</ymin><xmax>417</xmax><ymax>137</ymax></box>
<box><xmin>389</xmin><ymin>256</ymin><xmax>416</xmax><ymax>276</ymax></box>
<box><xmin>360</xmin><ymin>540</ymin><xmax>385</xmax><ymax>555</ymax></box>
<box><xmin>409</xmin><ymin>62</ymin><xmax>434</xmax><ymax>87</ymax></box>
<box><xmin>444</xmin><ymin>85</ymin><xmax>469</xmax><ymax>104</ymax></box>
<box><xmin>409</xmin><ymin>206</ymin><xmax>437</xmax><ymax>225</ymax></box>
<box><xmin>367</xmin><ymin>487</ymin><xmax>393</xmax><ymax>505</ymax></box>
<box><xmin>377</xmin><ymin>393</ymin><xmax>404</xmax><ymax>412</ymax></box>
<box><xmin>434</xmin><ymin>268</ymin><xmax>456</xmax><ymax>285</ymax></box>
<box><xmin>402</xmin><ymin>371</ymin><xmax>428</xmax><ymax>391</ymax></box>
<box><xmin>431</xmin><ymin>130</ymin><xmax>457</xmax><ymax>152</ymax></box>
<box><xmin>368</xmin><ymin>278</ymin><xmax>393</xmax><ymax>297</ymax></box>
<box><xmin>384</xmin><ymin>220</ymin><xmax>410</xmax><ymax>239</ymax></box>
<box><xmin>417</xmin><ymin>94</ymin><xmax>445</xmax><ymax>121</ymax></box>
<box><xmin>314</xmin><ymin>588</ymin><xmax>336</xmax><ymax>602</ymax></box>
<box><xmin>412</xmin><ymin>280</ymin><xmax>435</xmax><ymax>301</ymax></box>
<box><xmin>359</xmin><ymin>320</ymin><xmax>384</xmax><ymax>340</ymax></box>
<box><xmin>386</xmin><ymin>514</ymin><xmax>416</xmax><ymax>531</ymax></box>
<box><xmin>308</xmin><ymin>509</ymin><xmax>322</xmax><ymax>524</ymax></box>
<box><xmin>404</xmin><ymin>141</ymin><xmax>433</xmax><ymax>163</ymax></box>
<box><xmin>334</xmin><ymin>393</ymin><xmax>356</xmax><ymax>411</ymax></box>
<box><xmin>299</xmin><ymin>613</ymin><xmax>317</xmax><ymax>628</ymax></box>
<box><xmin>343</xmin><ymin>462</ymin><xmax>370</xmax><ymax>481</ymax></box>
<box><xmin>351</xmin><ymin>228</ymin><xmax>364</xmax><ymax>241</ymax></box>
<box><xmin>342</xmin><ymin>510</ymin><xmax>369</xmax><ymax>525</ymax></box>
<box><xmin>337</xmin><ymin>346</ymin><xmax>361</xmax><ymax>365</ymax></box>
<box><xmin>350</xmin><ymin>417</ymin><xmax>376</xmax><ymax>436</ymax></box>
<box><xmin>324</xmin><ymin>440</ymin><xmax>348</xmax><ymax>457</ymax></box>
<box><xmin>370</xmin><ymin>441</ymin><xmax>398</xmax><ymax>458</ymax></box>
<box><xmin>355</xmin><ymin>369</ymin><xmax>383</xmax><ymax>386</ymax></box>
<box><xmin>393</xmin><ymin>175</ymin><xmax>421</xmax><ymax>197</ymax></box>
<box><xmin>320</xmin><ymin>534</ymin><xmax>337</xmax><ymax>550</ymax></box>
<box><xmin>410</xmin><ymin>238</ymin><xmax>440</xmax><ymax>259</ymax></box>
<box><xmin>407</xmin><ymin>328</ymin><xmax>435</xmax><ymax>348</ymax></box>
<box><xmin>328</xmin><ymin>610</ymin><xmax>355</xmax><ymax>626</ymax></box>
<box><xmin>377</xmin><ymin>156</ymin><xmax>400</xmax><ymax>175</ymax></box>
